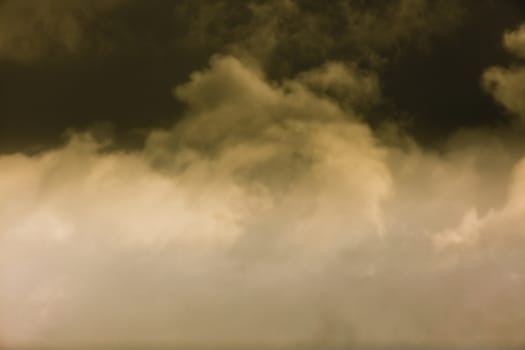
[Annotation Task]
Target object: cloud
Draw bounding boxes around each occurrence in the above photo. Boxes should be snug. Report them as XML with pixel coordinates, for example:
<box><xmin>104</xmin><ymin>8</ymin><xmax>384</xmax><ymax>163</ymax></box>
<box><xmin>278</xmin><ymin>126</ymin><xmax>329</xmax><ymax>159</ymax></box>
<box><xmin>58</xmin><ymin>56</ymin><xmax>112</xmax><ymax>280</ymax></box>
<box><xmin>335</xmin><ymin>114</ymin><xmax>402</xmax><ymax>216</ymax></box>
<box><xmin>483</xmin><ymin>22</ymin><xmax>525</xmax><ymax>121</ymax></box>
<box><xmin>0</xmin><ymin>56</ymin><xmax>391</xmax><ymax>348</ymax></box>
<box><xmin>176</xmin><ymin>0</ymin><xmax>464</xmax><ymax>77</ymax></box>
<box><xmin>0</xmin><ymin>0</ymin><xmax>127</xmax><ymax>62</ymax></box>
<box><xmin>1</xmin><ymin>54</ymin><xmax>525</xmax><ymax>349</ymax></box>
<box><xmin>296</xmin><ymin>61</ymin><xmax>381</xmax><ymax>112</ymax></box>
<box><xmin>483</xmin><ymin>66</ymin><xmax>525</xmax><ymax>120</ymax></box>
<box><xmin>504</xmin><ymin>23</ymin><xmax>525</xmax><ymax>59</ymax></box>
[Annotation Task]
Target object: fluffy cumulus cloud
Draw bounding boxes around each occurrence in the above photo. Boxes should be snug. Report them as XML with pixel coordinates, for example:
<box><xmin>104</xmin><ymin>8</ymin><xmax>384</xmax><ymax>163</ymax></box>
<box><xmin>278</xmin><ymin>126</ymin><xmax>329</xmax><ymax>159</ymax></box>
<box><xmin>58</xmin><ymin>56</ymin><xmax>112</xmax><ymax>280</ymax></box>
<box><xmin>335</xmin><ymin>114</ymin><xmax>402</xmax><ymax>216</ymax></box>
<box><xmin>1</xmin><ymin>52</ymin><xmax>525</xmax><ymax>349</ymax></box>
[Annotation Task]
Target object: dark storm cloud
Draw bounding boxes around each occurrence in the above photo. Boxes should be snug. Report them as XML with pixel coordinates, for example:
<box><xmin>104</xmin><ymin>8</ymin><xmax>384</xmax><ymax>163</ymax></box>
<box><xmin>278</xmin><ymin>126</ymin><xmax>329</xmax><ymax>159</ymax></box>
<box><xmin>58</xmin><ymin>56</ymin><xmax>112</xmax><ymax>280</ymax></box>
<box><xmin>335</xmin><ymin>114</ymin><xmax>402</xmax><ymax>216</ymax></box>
<box><xmin>0</xmin><ymin>0</ymin><xmax>126</xmax><ymax>62</ymax></box>
<box><xmin>1</xmin><ymin>0</ymin><xmax>524</xmax><ymax>152</ymax></box>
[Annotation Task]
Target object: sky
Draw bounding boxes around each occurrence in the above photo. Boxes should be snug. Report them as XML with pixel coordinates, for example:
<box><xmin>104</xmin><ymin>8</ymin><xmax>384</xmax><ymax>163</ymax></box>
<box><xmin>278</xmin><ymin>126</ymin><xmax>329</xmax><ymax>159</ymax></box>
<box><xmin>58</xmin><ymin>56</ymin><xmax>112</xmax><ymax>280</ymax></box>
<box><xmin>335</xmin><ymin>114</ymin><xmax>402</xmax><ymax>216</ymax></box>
<box><xmin>1</xmin><ymin>0</ymin><xmax>525</xmax><ymax>349</ymax></box>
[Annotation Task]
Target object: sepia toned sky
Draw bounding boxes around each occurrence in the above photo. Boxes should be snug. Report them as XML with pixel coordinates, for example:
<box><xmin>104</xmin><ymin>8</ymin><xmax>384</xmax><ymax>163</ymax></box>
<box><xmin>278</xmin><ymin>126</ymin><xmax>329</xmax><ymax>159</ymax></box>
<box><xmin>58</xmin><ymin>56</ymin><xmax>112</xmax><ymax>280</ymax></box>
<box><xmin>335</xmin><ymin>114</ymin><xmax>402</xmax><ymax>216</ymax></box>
<box><xmin>1</xmin><ymin>1</ymin><xmax>525</xmax><ymax>349</ymax></box>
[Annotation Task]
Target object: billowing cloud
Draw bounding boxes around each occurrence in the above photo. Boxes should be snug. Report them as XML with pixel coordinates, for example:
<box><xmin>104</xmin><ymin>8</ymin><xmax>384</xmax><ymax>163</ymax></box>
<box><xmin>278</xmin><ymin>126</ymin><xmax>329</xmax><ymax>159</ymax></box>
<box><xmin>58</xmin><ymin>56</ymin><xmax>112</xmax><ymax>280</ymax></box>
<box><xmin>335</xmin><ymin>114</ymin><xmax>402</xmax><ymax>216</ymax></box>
<box><xmin>1</xmin><ymin>53</ymin><xmax>525</xmax><ymax>349</ymax></box>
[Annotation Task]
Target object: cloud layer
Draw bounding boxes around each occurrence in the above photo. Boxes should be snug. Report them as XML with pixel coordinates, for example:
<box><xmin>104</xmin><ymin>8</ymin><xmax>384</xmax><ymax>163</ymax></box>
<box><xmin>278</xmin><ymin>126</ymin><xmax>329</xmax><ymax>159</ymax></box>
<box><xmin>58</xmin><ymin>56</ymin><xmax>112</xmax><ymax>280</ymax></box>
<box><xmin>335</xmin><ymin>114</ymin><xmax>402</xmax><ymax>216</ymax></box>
<box><xmin>1</xmin><ymin>46</ymin><xmax>525</xmax><ymax>349</ymax></box>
